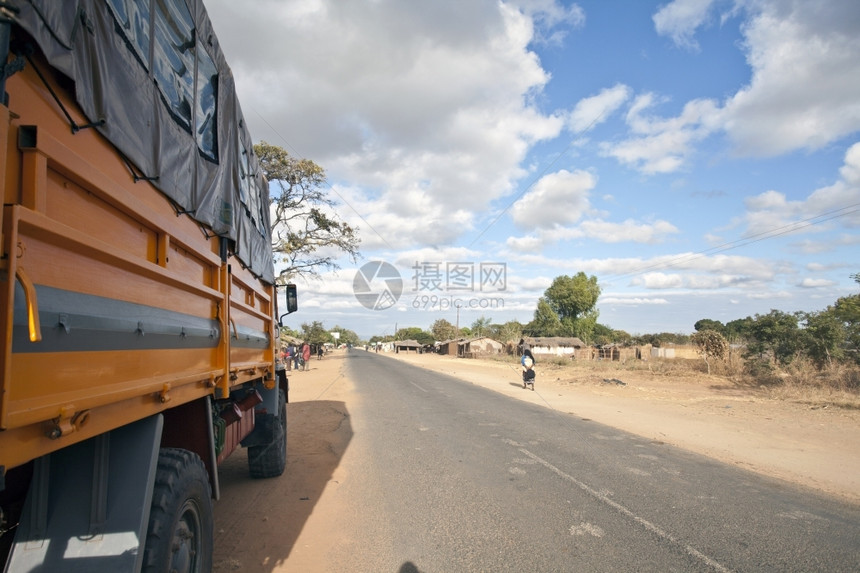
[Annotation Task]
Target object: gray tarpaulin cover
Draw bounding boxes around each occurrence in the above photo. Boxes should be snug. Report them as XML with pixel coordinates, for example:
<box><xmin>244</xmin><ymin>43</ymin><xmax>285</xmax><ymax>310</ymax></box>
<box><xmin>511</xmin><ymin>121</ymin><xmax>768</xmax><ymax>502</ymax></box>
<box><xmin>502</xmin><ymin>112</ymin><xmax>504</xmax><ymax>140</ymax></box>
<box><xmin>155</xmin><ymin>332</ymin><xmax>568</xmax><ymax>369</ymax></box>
<box><xmin>12</xmin><ymin>0</ymin><xmax>275</xmax><ymax>283</ymax></box>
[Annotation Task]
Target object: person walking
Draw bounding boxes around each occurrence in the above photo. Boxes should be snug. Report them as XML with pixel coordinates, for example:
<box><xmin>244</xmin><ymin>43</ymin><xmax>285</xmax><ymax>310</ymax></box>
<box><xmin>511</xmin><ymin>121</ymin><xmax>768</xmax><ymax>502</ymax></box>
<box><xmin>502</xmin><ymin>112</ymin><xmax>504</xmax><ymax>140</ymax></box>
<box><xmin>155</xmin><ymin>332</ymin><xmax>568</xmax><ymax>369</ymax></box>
<box><xmin>301</xmin><ymin>342</ymin><xmax>311</xmax><ymax>371</ymax></box>
<box><xmin>285</xmin><ymin>344</ymin><xmax>294</xmax><ymax>371</ymax></box>
<box><xmin>521</xmin><ymin>348</ymin><xmax>536</xmax><ymax>390</ymax></box>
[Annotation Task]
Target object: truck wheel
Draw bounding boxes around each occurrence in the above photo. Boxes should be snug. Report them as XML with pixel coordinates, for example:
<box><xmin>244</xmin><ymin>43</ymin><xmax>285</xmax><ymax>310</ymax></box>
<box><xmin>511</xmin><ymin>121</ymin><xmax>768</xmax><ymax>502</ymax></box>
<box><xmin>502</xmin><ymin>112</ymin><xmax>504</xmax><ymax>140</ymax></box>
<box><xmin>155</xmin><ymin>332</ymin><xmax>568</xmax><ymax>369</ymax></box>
<box><xmin>143</xmin><ymin>448</ymin><xmax>213</xmax><ymax>573</ymax></box>
<box><xmin>248</xmin><ymin>388</ymin><xmax>287</xmax><ymax>478</ymax></box>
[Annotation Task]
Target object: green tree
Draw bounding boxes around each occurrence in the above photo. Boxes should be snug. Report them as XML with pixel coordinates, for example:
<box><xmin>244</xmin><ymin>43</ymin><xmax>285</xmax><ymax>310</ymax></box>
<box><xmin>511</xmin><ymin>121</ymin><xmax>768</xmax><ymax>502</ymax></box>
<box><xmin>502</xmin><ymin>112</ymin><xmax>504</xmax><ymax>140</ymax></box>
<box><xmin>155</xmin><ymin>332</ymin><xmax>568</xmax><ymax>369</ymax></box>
<box><xmin>487</xmin><ymin>320</ymin><xmax>524</xmax><ymax>344</ymax></box>
<box><xmin>545</xmin><ymin>273</ymin><xmax>601</xmax><ymax>322</ymax></box>
<box><xmin>832</xmin><ymin>273</ymin><xmax>860</xmax><ymax>364</ymax></box>
<box><xmin>330</xmin><ymin>325</ymin><xmax>360</xmax><ymax>347</ymax></box>
<box><xmin>396</xmin><ymin>326</ymin><xmax>426</xmax><ymax>340</ymax></box>
<box><xmin>570</xmin><ymin>309</ymin><xmax>599</xmax><ymax>343</ymax></box>
<box><xmin>612</xmin><ymin>329</ymin><xmax>632</xmax><ymax>346</ymax></box>
<box><xmin>725</xmin><ymin>317</ymin><xmax>753</xmax><ymax>343</ymax></box>
<box><xmin>300</xmin><ymin>321</ymin><xmax>333</xmax><ymax>346</ymax></box>
<box><xmin>694</xmin><ymin>319</ymin><xmax>726</xmax><ymax>335</ymax></box>
<box><xmin>744</xmin><ymin>310</ymin><xmax>802</xmax><ymax>365</ymax></box>
<box><xmin>691</xmin><ymin>329</ymin><xmax>729</xmax><ymax>375</ymax></box>
<box><xmin>801</xmin><ymin>310</ymin><xmax>844</xmax><ymax>367</ymax></box>
<box><xmin>592</xmin><ymin>323</ymin><xmax>615</xmax><ymax>346</ymax></box>
<box><xmin>430</xmin><ymin>319</ymin><xmax>459</xmax><ymax>341</ymax></box>
<box><xmin>503</xmin><ymin>320</ymin><xmax>525</xmax><ymax>343</ymax></box>
<box><xmin>524</xmin><ymin>298</ymin><xmax>563</xmax><ymax>336</ymax></box>
<box><xmin>255</xmin><ymin>142</ymin><xmax>360</xmax><ymax>281</ymax></box>
<box><xmin>471</xmin><ymin>316</ymin><xmax>492</xmax><ymax>337</ymax></box>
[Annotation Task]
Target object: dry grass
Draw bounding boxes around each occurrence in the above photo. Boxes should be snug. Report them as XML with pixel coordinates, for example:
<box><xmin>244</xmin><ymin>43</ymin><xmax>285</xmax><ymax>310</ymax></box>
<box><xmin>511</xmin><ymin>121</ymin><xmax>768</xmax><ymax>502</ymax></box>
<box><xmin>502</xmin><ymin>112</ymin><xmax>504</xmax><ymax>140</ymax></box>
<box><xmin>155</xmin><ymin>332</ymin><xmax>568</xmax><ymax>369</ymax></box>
<box><xmin>483</xmin><ymin>352</ymin><xmax>860</xmax><ymax>409</ymax></box>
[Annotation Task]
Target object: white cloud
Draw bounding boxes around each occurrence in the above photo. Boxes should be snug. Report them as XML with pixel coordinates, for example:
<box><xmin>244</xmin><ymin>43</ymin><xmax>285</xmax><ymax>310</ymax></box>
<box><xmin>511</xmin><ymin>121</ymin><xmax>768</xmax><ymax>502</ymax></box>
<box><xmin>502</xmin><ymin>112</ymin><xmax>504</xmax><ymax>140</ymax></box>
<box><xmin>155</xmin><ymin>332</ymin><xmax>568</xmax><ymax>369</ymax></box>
<box><xmin>738</xmin><ymin>141</ymin><xmax>860</xmax><ymax>240</ymax></box>
<box><xmin>841</xmin><ymin>142</ymin><xmax>860</xmax><ymax>185</ymax></box>
<box><xmin>652</xmin><ymin>0</ymin><xmax>719</xmax><ymax>49</ymax></box>
<box><xmin>631</xmin><ymin>272</ymin><xmax>685</xmax><ymax>289</ymax></box>
<box><xmin>567</xmin><ymin>84</ymin><xmax>632</xmax><ymax>133</ymax></box>
<box><xmin>576</xmin><ymin>219</ymin><xmax>679</xmax><ymax>244</ymax></box>
<box><xmin>506</xmin><ymin>234</ymin><xmax>545</xmax><ymax>253</ymax></box>
<box><xmin>799</xmin><ymin>278</ymin><xmax>836</xmax><ymax>288</ymax></box>
<box><xmin>748</xmin><ymin>290</ymin><xmax>791</xmax><ymax>300</ymax></box>
<box><xmin>207</xmin><ymin>0</ymin><xmax>566</xmax><ymax>248</ymax></box>
<box><xmin>599</xmin><ymin>297</ymin><xmax>669</xmax><ymax>305</ymax></box>
<box><xmin>601</xmin><ymin>95</ymin><xmax>720</xmax><ymax>174</ymax></box>
<box><xmin>626</xmin><ymin>0</ymin><xmax>860</xmax><ymax>173</ymax></box>
<box><xmin>510</xmin><ymin>169</ymin><xmax>596</xmax><ymax>228</ymax></box>
<box><xmin>721</xmin><ymin>1</ymin><xmax>860</xmax><ymax>156</ymax></box>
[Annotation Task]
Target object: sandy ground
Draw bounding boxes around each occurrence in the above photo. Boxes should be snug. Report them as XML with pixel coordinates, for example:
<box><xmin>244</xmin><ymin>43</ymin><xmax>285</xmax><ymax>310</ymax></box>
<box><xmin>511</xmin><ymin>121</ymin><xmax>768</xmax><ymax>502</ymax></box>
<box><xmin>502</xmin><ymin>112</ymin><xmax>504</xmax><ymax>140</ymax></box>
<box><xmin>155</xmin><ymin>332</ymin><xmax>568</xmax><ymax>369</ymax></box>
<box><xmin>213</xmin><ymin>349</ymin><xmax>860</xmax><ymax>572</ymax></box>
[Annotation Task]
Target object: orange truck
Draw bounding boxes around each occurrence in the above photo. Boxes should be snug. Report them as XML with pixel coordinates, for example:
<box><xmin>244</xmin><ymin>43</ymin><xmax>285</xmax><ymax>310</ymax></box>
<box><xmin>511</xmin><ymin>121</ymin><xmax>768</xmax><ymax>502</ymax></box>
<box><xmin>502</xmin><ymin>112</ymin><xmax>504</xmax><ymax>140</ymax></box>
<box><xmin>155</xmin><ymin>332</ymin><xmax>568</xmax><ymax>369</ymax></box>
<box><xmin>0</xmin><ymin>1</ymin><xmax>295</xmax><ymax>571</ymax></box>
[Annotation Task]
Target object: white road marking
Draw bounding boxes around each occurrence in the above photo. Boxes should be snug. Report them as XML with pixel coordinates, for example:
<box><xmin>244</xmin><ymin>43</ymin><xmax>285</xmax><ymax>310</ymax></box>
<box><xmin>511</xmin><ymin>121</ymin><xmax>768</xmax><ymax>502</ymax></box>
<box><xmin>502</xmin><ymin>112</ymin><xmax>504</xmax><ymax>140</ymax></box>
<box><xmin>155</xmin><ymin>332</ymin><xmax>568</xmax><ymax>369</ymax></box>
<box><xmin>516</xmin><ymin>446</ymin><xmax>733</xmax><ymax>573</ymax></box>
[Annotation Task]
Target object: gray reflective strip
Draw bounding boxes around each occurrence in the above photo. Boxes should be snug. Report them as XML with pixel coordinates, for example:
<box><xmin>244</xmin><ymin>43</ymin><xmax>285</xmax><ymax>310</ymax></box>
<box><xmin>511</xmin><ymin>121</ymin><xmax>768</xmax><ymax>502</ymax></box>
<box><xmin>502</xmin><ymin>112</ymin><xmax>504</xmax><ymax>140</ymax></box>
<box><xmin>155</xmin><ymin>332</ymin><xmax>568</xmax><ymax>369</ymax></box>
<box><xmin>11</xmin><ymin>284</ymin><xmax>230</xmax><ymax>353</ymax></box>
<box><xmin>232</xmin><ymin>323</ymin><xmax>270</xmax><ymax>349</ymax></box>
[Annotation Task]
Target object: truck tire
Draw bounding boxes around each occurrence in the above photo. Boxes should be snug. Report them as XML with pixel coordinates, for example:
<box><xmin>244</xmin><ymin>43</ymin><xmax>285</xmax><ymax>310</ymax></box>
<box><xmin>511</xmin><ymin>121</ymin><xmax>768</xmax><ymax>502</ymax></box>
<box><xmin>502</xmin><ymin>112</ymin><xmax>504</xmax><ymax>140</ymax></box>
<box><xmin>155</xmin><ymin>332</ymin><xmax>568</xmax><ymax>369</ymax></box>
<box><xmin>142</xmin><ymin>448</ymin><xmax>213</xmax><ymax>573</ymax></box>
<box><xmin>248</xmin><ymin>388</ymin><xmax>287</xmax><ymax>478</ymax></box>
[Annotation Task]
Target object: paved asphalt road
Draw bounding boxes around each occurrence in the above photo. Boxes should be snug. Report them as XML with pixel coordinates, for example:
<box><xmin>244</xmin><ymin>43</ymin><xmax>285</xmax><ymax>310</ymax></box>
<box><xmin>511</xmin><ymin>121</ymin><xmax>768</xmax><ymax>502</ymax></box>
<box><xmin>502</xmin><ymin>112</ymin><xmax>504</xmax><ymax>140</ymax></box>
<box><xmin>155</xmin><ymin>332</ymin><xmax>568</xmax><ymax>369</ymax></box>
<box><xmin>341</xmin><ymin>350</ymin><xmax>859</xmax><ymax>572</ymax></box>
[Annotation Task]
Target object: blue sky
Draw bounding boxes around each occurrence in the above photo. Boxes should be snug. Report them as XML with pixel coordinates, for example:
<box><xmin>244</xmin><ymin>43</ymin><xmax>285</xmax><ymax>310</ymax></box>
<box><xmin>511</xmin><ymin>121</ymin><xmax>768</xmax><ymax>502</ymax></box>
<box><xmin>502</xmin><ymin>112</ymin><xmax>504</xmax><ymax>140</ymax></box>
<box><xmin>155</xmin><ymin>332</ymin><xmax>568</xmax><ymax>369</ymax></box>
<box><xmin>205</xmin><ymin>0</ymin><xmax>860</xmax><ymax>340</ymax></box>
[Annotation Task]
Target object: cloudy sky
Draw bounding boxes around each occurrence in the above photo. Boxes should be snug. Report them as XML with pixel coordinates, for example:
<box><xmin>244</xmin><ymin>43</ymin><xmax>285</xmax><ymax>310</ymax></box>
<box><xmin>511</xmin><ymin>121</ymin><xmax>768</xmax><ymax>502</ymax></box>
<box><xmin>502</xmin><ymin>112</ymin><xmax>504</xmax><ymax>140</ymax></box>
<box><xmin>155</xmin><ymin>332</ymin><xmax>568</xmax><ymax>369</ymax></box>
<box><xmin>205</xmin><ymin>0</ymin><xmax>860</xmax><ymax>339</ymax></box>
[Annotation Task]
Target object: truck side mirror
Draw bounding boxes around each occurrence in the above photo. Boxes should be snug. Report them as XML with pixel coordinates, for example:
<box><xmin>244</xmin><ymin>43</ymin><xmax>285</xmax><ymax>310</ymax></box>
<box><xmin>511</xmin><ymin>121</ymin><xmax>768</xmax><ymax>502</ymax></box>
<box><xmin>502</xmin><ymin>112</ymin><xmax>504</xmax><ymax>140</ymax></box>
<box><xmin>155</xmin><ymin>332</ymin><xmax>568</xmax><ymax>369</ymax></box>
<box><xmin>285</xmin><ymin>283</ymin><xmax>298</xmax><ymax>314</ymax></box>
<box><xmin>278</xmin><ymin>283</ymin><xmax>298</xmax><ymax>326</ymax></box>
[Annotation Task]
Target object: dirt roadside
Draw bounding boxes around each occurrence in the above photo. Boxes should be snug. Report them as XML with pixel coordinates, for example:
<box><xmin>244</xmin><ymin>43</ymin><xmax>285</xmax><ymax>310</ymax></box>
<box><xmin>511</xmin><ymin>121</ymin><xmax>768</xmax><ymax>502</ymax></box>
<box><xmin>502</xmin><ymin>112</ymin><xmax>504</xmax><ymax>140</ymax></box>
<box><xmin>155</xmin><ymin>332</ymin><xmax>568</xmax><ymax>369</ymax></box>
<box><xmin>213</xmin><ymin>349</ymin><xmax>859</xmax><ymax>572</ymax></box>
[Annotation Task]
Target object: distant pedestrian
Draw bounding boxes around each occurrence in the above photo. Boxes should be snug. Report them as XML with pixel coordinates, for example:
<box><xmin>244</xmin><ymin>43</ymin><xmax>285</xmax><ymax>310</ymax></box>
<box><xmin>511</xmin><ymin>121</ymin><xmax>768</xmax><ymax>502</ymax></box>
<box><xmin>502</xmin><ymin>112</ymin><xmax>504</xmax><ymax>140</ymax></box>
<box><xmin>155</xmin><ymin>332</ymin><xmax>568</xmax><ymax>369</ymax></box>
<box><xmin>521</xmin><ymin>348</ymin><xmax>536</xmax><ymax>390</ymax></box>
<box><xmin>291</xmin><ymin>344</ymin><xmax>300</xmax><ymax>371</ymax></box>
<box><xmin>285</xmin><ymin>345</ymin><xmax>293</xmax><ymax>371</ymax></box>
<box><xmin>302</xmin><ymin>342</ymin><xmax>311</xmax><ymax>370</ymax></box>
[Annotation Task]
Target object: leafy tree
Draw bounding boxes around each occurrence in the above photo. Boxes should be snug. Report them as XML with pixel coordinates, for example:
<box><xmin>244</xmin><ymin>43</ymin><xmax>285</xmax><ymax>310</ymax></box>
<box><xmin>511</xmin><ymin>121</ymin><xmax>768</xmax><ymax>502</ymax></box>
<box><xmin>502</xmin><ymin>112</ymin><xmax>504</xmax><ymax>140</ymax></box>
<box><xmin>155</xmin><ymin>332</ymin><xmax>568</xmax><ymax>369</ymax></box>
<box><xmin>570</xmin><ymin>309</ymin><xmax>599</xmax><ymax>343</ymax></box>
<box><xmin>394</xmin><ymin>327</ymin><xmax>434</xmax><ymax>346</ymax></box>
<box><xmin>800</xmin><ymin>310</ymin><xmax>844</xmax><ymax>367</ymax></box>
<box><xmin>592</xmin><ymin>323</ymin><xmax>614</xmax><ymax>346</ymax></box>
<box><xmin>255</xmin><ymin>142</ymin><xmax>360</xmax><ymax>281</ymax></box>
<box><xmin>543</xmin><ymin>273</ymin><xmax>601</xmax><ymax>340</ymax></box>
<box><xmin>396</xmin><ymin>326</ymin><xmax>425</xmax><ymax>340</ymax></box>
<box><xmin>487</xmin><ymin>320</ymin><xmax>523</xmax><ymax>344</ymax></box>
<box><xmin>832</xmin><ymin>273</ymin><xmax>860</xmax><ymax>364</ymax></box>
<box><xmin>430</xmin><ymin>319</ymin><xmax>459</xmax><ymax>341</ymax></box>
<box><xmin>744</xmin><ymin>310</ymin><xmax>802</xmax><ymax>365</ymax></box>
<box><xmin>524</xmin><ymin>297</ymin><xmax>563</xmax><ymax>336</ymax></box>
<box><xmin>416</xmin><ymin>331</ymin><xmax>435</xmax><ymax>346</ymax></box>
<box><xmin>691</xmin><ymin>329</ymin><xmax>729</xmax><ymax>375</ymax></box>
<box><xmin>694</xmin><ymin>319</ymin><xmax>726</xmax><ymax>335</ymax></box>
<box><xmin>471</xmin><ymin>316</ymin><xmax>492</xmax><ymax>337</ymax></box>
<box><xmin>300</xmin><ymin>321</ymin><xmax>333</xmax><ymax>346</ymax></box>
<box><xmin>612</xmin><ymin>329</ymin><xmax>633</xmax><ymax>346</ymax></box>
<box><xmin>632</xmin><ymin>333</ymin><xmax>661</xmax><ymax>347</ymax></box>
<box><xmin>330</xmin><ymin>325</ymin><xmax>360</xmax><ymax>347</ymax></box>
<box><xmin>631</xmin><ymin>332</ymin><xmax>691</xmax><ymax>347</ymax></box>
<box><xmin>724</xmin><ymin>317</ymin><xmax>753</xmax><ymax>343</ymax></box>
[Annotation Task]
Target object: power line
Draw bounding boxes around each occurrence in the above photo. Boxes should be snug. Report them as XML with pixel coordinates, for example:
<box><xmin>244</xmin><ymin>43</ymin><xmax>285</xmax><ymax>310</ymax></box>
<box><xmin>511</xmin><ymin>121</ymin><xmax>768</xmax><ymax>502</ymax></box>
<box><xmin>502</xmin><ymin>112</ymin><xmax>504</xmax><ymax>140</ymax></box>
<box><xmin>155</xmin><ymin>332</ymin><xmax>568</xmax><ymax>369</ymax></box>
<box><xmin>600</xmin><ymin>202</ymin><xmax>860</xmax><ymax>286</ymax></box>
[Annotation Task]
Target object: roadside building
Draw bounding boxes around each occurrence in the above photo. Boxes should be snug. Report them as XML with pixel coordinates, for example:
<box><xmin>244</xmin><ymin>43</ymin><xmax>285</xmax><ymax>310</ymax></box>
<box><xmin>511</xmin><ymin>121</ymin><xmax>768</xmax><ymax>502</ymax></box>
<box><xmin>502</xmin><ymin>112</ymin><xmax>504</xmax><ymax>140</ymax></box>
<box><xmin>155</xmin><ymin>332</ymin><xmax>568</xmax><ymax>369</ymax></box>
<box><xmin>518</xmin><ymin>336</ymin><xmax>587</xmax><ymax>360</ymax></box>
<box><xmin>459</xmin><ymin>336</ymin><xmax>504</xmax><ymax>358</ymax></box>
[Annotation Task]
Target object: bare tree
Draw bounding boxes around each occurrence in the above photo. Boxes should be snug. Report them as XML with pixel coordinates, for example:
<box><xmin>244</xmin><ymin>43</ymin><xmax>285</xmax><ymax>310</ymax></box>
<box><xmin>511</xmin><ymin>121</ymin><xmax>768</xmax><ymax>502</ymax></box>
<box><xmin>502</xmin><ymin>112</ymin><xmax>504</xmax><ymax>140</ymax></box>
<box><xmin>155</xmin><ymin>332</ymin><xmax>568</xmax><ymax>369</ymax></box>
<box><xmin>255</xmin><ymin>142</ymin><xmax>360</xmax><ymax>282</ymax></box>
<box><xmin>691</xmin><ymin>329</ymin><xmax>729</xmax><ymax>375</ymax></box>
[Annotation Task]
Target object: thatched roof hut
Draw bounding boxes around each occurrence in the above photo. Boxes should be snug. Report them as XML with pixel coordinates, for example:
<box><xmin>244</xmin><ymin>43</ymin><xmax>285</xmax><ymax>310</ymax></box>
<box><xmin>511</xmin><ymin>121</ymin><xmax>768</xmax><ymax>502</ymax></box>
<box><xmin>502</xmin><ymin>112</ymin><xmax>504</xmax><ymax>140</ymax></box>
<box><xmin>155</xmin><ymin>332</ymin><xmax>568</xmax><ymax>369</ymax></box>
<box><xmin>518</xmin><ymin>336</ymin><xmax>587</xmax><ymax>359</ymax></box>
